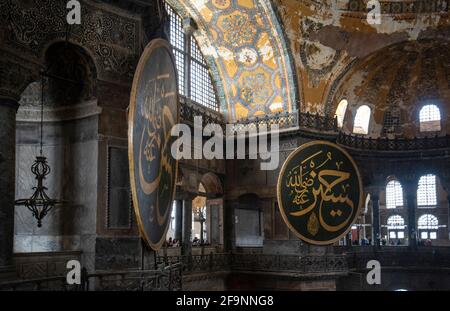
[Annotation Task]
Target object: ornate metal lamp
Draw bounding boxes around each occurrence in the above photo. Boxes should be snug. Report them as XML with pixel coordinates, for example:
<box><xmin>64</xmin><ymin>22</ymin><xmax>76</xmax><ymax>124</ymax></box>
<box><xmin>15</xmin><ymin>76</ymin><xmax>60</xmax><ymax>227</ymax></box>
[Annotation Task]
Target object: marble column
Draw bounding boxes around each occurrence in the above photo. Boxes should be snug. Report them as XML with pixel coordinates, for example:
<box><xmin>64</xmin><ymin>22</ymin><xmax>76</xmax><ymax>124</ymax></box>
<box><xmin>0</xmin><ymin>98</ymin><xmax>19</xmax><ymax>270</ymax></box>
<box><xmin>448</xmin><ymin>195</ymin><xmax>450</xmax><ymax>240</ymax></box>
<box><xmin>405</xmin><ymin>185</ymin><xmax>418</xmax><ymax>248</ymax></box>
<box><xmin>174</xmin><ymin>199</ymin><xmax>183</xmax><ymax>241</ymax></box>
<box><xmin>223</xmin><ymin>200</ymin><xmax>236</xmax><ymax>252</ymax></box>
<box><xmin>371</xmin><ymin>192</ymin><xmax>381</xmax><ymax>248</ymax></box>
<box><xmin>182</xmin><ymin>18</ymin><xmax>197</xmax><ymax>98</ymax></box>
<box><xmin>0</xmin><ymin>51</ymin><xmax>39</xmax><ymax>279</ymax></box>
<box><xmin>182</xmin><ymin>198</ymin><xmax>193</xmax><ymax>257</ymax></box>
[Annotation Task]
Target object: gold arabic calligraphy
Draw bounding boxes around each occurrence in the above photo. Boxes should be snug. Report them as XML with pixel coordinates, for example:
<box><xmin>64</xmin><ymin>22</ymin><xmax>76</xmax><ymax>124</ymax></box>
<box><xmin>138</xmin><ymin>73</ymin><xmax>176</xmax><ymax>226</ymax></box>
<box><xmin>285</xmin><ymin>150</ymin><xmax>354</xmax><ymax>235</ymax></box>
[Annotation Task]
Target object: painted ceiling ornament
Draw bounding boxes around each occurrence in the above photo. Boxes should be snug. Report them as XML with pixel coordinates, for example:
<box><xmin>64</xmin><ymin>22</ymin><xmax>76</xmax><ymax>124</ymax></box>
<box><xmin>219</xmin><ymin>11</ymin><xmax>258</xmax><ymax>47</ymax></box>
<box><xmin>211</xmin><ymin>0</ymin><xmax>231</xmax><ymax>10</ymax></box>
<box><xmin>300</xmin><ymin>41</ymin><xmax>341</xmax><ymax>87</ymax></box>
<box><xmin>237</xmin><ymin>47</ymin><xmax>258</xmax><ymax>66</ymax></box>
<box><xmin>277</xmin><ymin>141</ymin><xmax>363</xmax><ymax>245</ymax></box>
<box><xmin>240</xmin><ymin>71</ymin><xmax>270</xmax><ymax>108</ymax></box>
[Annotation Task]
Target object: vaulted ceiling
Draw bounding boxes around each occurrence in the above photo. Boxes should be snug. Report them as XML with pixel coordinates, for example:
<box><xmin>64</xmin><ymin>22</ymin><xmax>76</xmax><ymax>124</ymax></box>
<box><xmin>166</xmin><ymin>0</ymin><xmax>297</xmax><ymax>122</ymax></box>
<box><xmin>165</xmin><ymin>0</ymin><xmax>450</xmax><ymax>123</ymax></box>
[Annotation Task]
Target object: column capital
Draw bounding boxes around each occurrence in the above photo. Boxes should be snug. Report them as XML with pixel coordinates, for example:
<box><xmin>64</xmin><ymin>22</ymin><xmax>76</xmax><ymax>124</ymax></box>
<box><xmin>0</xmin><ymin>98</ymin><xmax>20</xmax><ymax>111</ymax></box>
<box><xmin>182</xmin><ymin>17</ymin><xmax>198</xmax><ymax>36</ymax></box>
<box><xmin>365</xmin><ymin>186</ymin><xmax>382</xmax><ymax>198</ymax></box>
<box><xmin>175</xmin><ymin>189</ymin><xmax>197</xmax><ymax>201</ymax></box>
<box><xmin>399</xmin><ymin>174</ymin><xmax>420</xmax><ymax>190</ymax></box>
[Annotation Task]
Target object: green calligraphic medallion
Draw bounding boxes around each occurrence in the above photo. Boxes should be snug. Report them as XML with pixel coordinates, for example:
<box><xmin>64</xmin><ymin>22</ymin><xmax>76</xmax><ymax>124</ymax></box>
<box><xmin>277</xmin><ymin>141</ymin><xmax>363</xmax><ymax>245</ymax></box>
<box><xmin>128</xmin><ymin>39</ymin><xmax>179</xmax><ymax>250</ymax></box>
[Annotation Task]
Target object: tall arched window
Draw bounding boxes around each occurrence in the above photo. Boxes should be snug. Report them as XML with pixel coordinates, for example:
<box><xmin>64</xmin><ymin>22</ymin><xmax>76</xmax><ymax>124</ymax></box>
<box><xmin>387</xmin><ymin>215</ymin><xmax>405</xmax><ymax>240</ymax></box>
<box><xmin>386</xmin><ymin>180</ymin><xmax>404</xmax><ymax>209</ymax></box>
<box><xmin>417</xmin><ymin>174</ymin><xmax>437</xmax><ymax>208</ymax></box>
<box><xmin>419</xmin><ymin>104</ymin><xmax>441</xmax><ymax>132</ymax></box>
<box><xmin>418</xmin><ymin>214</ymin><xmax>438</xmax><ymax>239</ymax></box>
<box><xmin>335</xmin><ymin>99</ymin><xmax>348</xmax><ymax>128</ymax></box>
<box><xmin>353</xmin><ymin>105</ymin><xmax>371</xmax><ymax>134</ymax></box>
<box><xmin>166</xmin><ymin>4</ymin><xmax>218</xmax><ymax>111</ymax></box>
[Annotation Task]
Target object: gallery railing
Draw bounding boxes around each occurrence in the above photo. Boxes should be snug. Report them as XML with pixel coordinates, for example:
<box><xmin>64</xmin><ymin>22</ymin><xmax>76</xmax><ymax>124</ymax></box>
<box><xmin>158</xmin><ymin>253</ymin><xmax>347</xmax><ymax>274</ymax></box>
<box><xmin>230</xmin><ymin>253</ymin><xmax>347</xmax><ymax>274</ymax></box>
<box><xmin>337</xmin><ymin>132</ymin><xmax>450</xmax><ymax>151</ymax></box>
<box><xmin>180</xmin><ymin>99</ymin><xmax>338</xmax><ymax>133</ymax></box>
<box><xmin>227</xmin><ymin>112</ymin><xmax>299</xmax><ymax>133</ymax></box>
<box><xmin>180</xmin><ymin>98</ymin><xmax>224</xmax><ymax>126</ymax></box>
<box><xmin>344</xmin><ymin>247</ymin><xmax>450</xmax><ymax>270</ymax></box>
<box><xmin>0</xmin><ymin>263</ymin><xmax>182</xmax><ymax>291</ymax></box>
<box><xmin>298</xmin><ymin>112</ymin><xmax>338</xmax><ymax>132</ymax></box>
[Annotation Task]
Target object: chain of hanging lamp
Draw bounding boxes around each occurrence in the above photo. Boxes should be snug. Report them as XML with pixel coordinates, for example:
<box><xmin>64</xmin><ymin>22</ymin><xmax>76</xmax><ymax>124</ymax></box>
<box><xmin>15</xmin><ymin>75</ymin><xmax>60</xmax><ymax>227</ymax></box>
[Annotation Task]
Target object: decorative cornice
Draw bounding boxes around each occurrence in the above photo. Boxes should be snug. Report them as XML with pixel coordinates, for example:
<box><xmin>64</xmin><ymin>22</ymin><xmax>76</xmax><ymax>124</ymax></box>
<box><xmin>16</xmin><ymin>99</ymin><xmax>102</xmax><ymax>122</ymax></box>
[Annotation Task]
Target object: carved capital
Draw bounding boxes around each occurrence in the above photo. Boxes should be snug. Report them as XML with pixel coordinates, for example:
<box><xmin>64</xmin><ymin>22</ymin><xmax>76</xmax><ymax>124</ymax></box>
<box><xmin>182</xmin><ymin>17</ymin><xmax>198</xmax><ymax>36</ymax></box>
<box><xmin>365</xmin><ymin>185</ymin><xmax>382</xmax><ymax>197</ymax></box>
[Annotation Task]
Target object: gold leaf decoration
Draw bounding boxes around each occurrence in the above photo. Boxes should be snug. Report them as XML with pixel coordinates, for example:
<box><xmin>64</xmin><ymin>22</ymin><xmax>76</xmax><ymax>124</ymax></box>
<box><xmin>307</xmin><ymin>212</ymin><xmax>319</xmax><ymax>236</ymax></box>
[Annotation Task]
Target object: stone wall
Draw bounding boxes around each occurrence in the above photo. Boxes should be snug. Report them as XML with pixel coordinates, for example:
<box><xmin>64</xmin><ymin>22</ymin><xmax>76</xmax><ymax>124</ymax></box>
<box><xmin>15</xmin><ymin>114</ymin><xmax>99</xmax><ymax>271</ymax></box>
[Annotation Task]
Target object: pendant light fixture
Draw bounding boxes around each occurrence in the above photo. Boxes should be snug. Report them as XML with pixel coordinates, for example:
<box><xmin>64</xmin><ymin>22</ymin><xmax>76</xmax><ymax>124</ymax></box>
<box><xmin>15</xmin><ymin>75</ymin><xmax>61</xmax><ymax>227</ymax></box>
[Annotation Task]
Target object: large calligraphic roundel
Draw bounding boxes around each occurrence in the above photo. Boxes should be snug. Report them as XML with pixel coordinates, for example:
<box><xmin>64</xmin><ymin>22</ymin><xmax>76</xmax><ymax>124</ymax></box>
<box><xmin>277</xmin><ymin>141</ymin><xmax>363</xmax><ymax>245</ymax></box>
<box><xmin>128</xmin><ymin>39</ymin><xmax>179</xmax><ymax>251</ymax></box>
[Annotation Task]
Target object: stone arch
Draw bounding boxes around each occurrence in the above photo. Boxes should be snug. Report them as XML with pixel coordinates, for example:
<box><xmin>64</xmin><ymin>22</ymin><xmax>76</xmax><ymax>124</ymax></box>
<box><xmin>237</xmin><ymin>193</ymin><xmax>261</xmax><ymax>209</ymax></box>
<box><xmin>42</xmin><ymin>41</ymin><xmax>98</xmax><ymax>107</ymax></box>
<box><xmin>200</xmin><ymin>172</ymin><xmax>223</xmax><ymax>197</ymax></box>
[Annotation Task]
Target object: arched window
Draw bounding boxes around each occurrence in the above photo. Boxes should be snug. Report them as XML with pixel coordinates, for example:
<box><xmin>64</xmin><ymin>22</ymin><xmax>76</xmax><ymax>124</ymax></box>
<box><xmin>166</xmin><ymin>4</ymin><xmax>218</xmax><ymax>111</ymax></box>
<box><xmin>353</xmin><ymin>105</ymin><xmax>371</xmax><ymax>134</ymax></box>
<box><xmin>417</xmin><ymin>174</ymin><xmax>437</xmax><ymax>207</ymax></box>
<box><xmin>418</xmin><ymin>214</ymin><xmax>438</xmax><ymax>239</ymax></box>
<box><xmin>386</xmin><ymin>180</ymin><xmax>404</xmax><ymax>209</ymax></box>
<box><xmin>387</xmin><ymin>215</ymin><xmax>405</xmax><ymax>240</ymax></box>
<box><xmin>419</xmin><ymin>104</ymin><xmax>441</xmax><ymax>132</ymax></box>
<box><xmin>335</xmin><ymin>99</ymin><xmax>348</xmax><ymax>128</ymax></box>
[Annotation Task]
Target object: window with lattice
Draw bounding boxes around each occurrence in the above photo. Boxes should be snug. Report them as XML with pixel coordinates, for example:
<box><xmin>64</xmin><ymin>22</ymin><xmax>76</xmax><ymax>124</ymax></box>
<box><xmin>165</xmin><ymin>3</ymin><xmax>218</xmax><ymax>111</ymax></box>
<box><xmin>419</xmin><ymin>104</ymin><xmax>441</xmax><ymax>132</ymax></box>
<box><xmin>417</xmin><ymin>174</ymin><xmax>437</xmax><ymax>208</ymax></box>
<box><xmin>386</xmin><ymin>180</ymin><xmax>403</xmax><ymax>209</ymax></box>
<box><xmin>418</xmin><ymin>214</ymin><xmax>438</xmax><ymax>239</ymax></box>
<box><xmin>382</xmin><ymin>109</ymin><xmax>400</xmax><ymax>134</ymax></box>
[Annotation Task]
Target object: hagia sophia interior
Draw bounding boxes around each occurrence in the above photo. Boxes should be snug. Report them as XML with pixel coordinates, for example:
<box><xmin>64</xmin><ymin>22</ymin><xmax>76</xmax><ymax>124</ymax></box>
<box><xmin>0</xmin><ymin>0</ymin><xmax>450</xmax><ymax>291</ymax></box>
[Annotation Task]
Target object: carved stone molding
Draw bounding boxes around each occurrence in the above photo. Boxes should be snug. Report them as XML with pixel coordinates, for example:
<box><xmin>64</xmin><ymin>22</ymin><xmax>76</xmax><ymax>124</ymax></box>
<box><xmin>0</xmin><ymin>0</ymin><xmax>141</xmax><ymax>85</ymax></box>
<box><xmin>16</xmin><ymin>99</ymin><xmax>102</xmax><ymax>122</ymax></box>
<box><xmin>0</xmin><ymin>51</ymin><xmax>39</xmax><ymax>102</ymax></box>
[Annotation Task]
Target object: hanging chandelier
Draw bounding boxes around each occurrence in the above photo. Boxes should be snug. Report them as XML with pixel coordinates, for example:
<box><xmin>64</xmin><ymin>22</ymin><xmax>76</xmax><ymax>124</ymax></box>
<box><xmin>15</xmin><ymin>75</ymin><xmax>61</xmax><ymax>227</ymax></box>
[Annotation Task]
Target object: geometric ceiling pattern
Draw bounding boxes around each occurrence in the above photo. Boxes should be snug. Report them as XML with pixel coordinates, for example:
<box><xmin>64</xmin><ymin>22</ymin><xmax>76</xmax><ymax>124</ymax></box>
<box><xmin>167</xmin><ymin>0</ymin><xmax>296</xmax><ymax>122</ymax></box>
